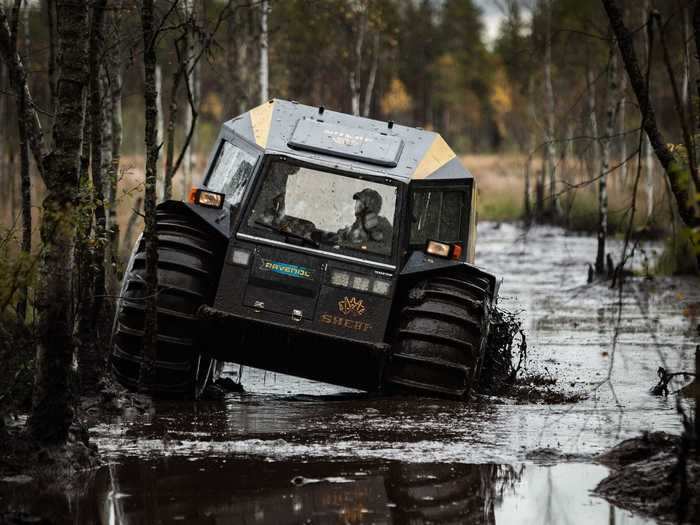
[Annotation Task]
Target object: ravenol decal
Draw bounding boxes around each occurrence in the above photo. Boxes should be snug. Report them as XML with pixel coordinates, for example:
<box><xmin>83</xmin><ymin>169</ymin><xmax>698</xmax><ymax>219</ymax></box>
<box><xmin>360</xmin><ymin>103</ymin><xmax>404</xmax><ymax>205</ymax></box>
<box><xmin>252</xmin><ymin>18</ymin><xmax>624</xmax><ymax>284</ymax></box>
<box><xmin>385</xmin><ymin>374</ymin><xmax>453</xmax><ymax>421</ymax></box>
<box><xmin>259</xmin><ymin>258</ymin><xmax>313</xmax><ymax>280</ymax></box>
<box><xmin>338</xmin><ymin>296</ymin><xmax>366</xmax><ymax>316</ymax></box>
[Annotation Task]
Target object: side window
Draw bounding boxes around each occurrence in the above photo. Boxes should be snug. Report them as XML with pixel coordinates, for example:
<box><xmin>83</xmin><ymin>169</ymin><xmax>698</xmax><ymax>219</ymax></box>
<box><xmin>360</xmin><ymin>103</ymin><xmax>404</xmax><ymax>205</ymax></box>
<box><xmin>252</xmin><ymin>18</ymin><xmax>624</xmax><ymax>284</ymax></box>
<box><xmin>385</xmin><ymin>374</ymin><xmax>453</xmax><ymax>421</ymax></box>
<box><xmin>205</xmin><ymin>141</ymin><xmax>257</xmax><ymax>207</ymax></box>
<box><xmin>410</xmin><ymin>189</ymin><xmax>468</xmax><ymax>245</ymax></box>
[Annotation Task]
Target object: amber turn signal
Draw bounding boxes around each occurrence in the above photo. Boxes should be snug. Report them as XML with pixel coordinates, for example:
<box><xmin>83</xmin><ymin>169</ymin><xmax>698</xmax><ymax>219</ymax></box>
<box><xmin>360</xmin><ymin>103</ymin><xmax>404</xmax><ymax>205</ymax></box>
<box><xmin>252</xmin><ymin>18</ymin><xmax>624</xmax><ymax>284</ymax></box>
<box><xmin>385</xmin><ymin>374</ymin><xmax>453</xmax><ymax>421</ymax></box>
<box><xmin>425</xmin><ymin>240</ymin><xmax>463</xmax><ymax>260</ymax></box>
<box><xmin>189</xmin><ymin>187</ymin><xmax>225</xmax><ymax>209</ymax></box>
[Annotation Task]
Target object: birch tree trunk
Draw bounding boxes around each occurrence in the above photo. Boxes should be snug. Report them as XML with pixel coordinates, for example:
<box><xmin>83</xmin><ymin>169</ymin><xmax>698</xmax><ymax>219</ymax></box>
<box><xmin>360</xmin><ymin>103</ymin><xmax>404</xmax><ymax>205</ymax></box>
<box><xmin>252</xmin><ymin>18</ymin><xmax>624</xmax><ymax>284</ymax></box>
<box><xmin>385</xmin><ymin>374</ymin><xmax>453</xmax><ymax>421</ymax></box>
<box><xmin>139</xmin><ymin>0</ymin><xmax>160</xmax><ymax>387</ymax></box>
<box><xmin>362</xmin><ymin>32</ymin><xmax>379</xmax><ymax>117</ymax></box>
<box><xmin>182</xmin><ymin>0</ymin><xmax>194</xmax><ymax>197</ymax></box>
<box><xmin>682</xmin><ymin>4</ymin><xmax>690</xmax><ymax>111</ymax></box>
<box><xmin>163</xmin><ymin>66</ymin><xmax>181</xmax><ymax>201</ymax></box>
<box><xmin>45</xmin><ymin>0</ymin><xmax>56</xmax><ymax>119</ymax></box>
<box><xmin>155</xmin><ymin>63</ymin><xmax>163</xmax><ymax>200</ymax></box>
<box><xmin>349</xmin><ymin>3</ymin><xmax>366</xmax><ymax>116</ymax></box>
<box><xmin>106</xmin><ymin>5</ymin><xmax>123</xmax><ymax>276</ymax></box>
<box><xmin>259</xmin><ymin>0</ymin><xmax>268</xmax><ymax>104</ymax></box>
<box><xmin>543</xmin><ymin>0</ymin><xmax>559</xmax><ymax>220</ymax></box>
<box><xmin>0</xmin><ymin>0</ymin><xmax>90</xmax><ymax>444</ymax></box>
<box><xmin>77</xmin><ymin>0</ymin><xmax>107</xmax><ymax>393</ymax></box>
<box><xmin>642</xmin><ymin>0</ymin><xmax>654</xmax><ymax>221</ymax></box>
<box><xmin>187</xmin><ymin>55</ymin><xmax>200</xmax><ymax>190</ymax></box>
<box><xmin>602</xmin><ymin>0</ymin><xmax>700</xmax><ymax>270</ymax></box>
<box><xmin>586</xmin><ymin>64</ymin><xmax>600</xmax><ymax>205</ymax></box>
<box><xmin>596</xmin><ymin>45</ymin><xmax>618</xmax><ymax>276</ymax></box>
<box><xmin>13</xmin><ymin>0</ymin><xmax>31</xmax><ymax>320</ymax></box>
<box><xmin>523</xmin><ymin>150</ymin><xmax>532</xmax><ymax>223</ymax></box>
<box><xmin>524</xmin><ymin>77</ymin><xmax>536</xmax><ymax>223</ymax></box>
<box><xmin>617</xmin><ymin>45</ymin><xmax>627</xmax><ymax>183</ymax></box>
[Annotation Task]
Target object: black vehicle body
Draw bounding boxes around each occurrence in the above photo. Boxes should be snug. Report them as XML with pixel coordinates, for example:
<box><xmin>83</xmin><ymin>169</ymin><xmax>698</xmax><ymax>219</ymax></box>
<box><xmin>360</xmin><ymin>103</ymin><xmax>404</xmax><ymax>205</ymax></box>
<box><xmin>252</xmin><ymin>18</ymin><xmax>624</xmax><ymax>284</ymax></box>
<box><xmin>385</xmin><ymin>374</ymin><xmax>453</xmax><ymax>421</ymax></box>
<box><xmin>111</xmin><ymin>99</ymin><xmax>498</xmax><ymax>397</ymax></box>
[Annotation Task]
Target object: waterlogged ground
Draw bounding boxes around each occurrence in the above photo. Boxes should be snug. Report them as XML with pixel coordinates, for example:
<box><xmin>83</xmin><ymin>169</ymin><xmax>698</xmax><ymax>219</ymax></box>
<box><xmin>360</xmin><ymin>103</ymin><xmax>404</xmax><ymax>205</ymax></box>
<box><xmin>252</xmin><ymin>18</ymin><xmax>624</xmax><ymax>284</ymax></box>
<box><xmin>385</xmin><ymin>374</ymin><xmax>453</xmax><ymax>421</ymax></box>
<box><xmin>2</xmin><ymin>223</ymin><xmax>699</xmax><ymax>524</ymax></box>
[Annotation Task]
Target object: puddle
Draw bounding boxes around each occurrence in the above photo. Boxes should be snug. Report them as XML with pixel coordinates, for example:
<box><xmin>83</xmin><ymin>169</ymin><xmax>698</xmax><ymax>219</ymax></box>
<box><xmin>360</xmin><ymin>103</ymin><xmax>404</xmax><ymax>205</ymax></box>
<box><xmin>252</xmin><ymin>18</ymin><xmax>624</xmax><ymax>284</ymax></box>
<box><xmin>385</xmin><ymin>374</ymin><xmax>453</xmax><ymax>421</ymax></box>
<box><xmin>2</xmin><ymin>223</ymin><xmax>697</xmax><ymax>524</ymax></box>
<box><xmin>0</xmin><ymin>458</ymin><xmax>653</xmax><ymax>524</ymax></box>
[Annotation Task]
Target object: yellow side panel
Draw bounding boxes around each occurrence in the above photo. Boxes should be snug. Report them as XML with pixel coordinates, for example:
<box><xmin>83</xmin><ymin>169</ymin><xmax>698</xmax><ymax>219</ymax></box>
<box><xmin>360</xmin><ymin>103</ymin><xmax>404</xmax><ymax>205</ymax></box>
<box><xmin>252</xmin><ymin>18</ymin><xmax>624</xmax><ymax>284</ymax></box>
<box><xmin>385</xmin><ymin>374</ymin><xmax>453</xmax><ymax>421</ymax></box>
<box><xmin>412</xmin><ymin>134</ymin><xmax>456</xmax><ymax>180</ymax></box>
<box><xmin>249</xmin><ymin>100</ymin><xmax>276</xmax><ymax>148</ymax></box>
<box><xmin>467</xmin><ymin>182</ymin><xmax>478</xmax><ymax>263</ymax></box>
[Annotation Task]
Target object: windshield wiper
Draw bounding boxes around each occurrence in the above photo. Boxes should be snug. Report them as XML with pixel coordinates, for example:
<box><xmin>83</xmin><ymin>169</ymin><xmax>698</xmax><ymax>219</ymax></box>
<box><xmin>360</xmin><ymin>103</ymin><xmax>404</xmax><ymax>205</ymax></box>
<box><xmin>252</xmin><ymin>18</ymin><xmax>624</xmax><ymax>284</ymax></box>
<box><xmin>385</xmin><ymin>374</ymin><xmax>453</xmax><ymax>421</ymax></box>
<box><xmin>254</xmin><ymin>220</ymin><xmax>320</xmax><ymax>248</ymax></box>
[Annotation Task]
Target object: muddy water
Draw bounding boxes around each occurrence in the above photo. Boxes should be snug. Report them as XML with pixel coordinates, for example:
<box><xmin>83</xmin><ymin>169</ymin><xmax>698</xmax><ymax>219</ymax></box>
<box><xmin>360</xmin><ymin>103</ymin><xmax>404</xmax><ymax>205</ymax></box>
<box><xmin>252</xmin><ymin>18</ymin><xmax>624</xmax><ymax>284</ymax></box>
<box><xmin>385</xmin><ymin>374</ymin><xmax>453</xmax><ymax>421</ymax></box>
<box><xmin>2</xmin><ymin>223</ymin><xmax>698</xmax><ymax>524</ymax></box>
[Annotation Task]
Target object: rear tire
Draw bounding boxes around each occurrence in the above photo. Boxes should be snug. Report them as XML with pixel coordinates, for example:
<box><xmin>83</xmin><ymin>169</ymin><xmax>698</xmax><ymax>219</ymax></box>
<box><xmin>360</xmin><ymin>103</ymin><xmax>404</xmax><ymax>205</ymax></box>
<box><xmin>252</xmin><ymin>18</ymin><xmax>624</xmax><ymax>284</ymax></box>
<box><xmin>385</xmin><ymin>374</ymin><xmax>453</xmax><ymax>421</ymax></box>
<box><xmin>383</xmin><ymin>276</ymin><xmax>491</xmax><ymax>398</ymax></box>
<box><xmin>110</xmin><ymin>207</ymin><xmax>224</xmax><ymax>397</ymax></box>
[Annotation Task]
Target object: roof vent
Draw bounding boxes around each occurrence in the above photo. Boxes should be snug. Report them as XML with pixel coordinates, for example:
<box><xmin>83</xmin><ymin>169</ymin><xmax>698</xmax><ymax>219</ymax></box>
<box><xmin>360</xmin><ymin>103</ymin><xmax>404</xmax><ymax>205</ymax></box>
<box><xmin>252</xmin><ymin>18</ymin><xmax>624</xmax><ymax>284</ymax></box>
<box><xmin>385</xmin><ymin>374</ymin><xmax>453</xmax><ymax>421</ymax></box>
<box><xmin>318</xmin><ymin>106</ymin><xmax>325</xmax><ymax>115</ymax></box>
<box><xmin>388</xmin><ymin>120</ymin><xmax>394</xmax><ymax>129</ymax></box>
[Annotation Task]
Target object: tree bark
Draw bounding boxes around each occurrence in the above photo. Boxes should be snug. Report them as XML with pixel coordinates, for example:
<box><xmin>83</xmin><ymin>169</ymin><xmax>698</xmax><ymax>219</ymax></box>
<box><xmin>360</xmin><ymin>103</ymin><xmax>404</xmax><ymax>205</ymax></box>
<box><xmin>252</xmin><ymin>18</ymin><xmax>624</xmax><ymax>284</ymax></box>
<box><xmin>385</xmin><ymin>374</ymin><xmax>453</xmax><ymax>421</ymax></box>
<box><xmin>524</xmin><ymin>77</ymin><xmax>536</xmax><ymax>224</ymax></box>
<box><xmin>542</xmin><ymin>0</ymin><xmax>558</xmax><ymax>220</ymax></box>
<box><xmin>11</xmin><ymin>0</ymin><xmax>31</xmax><ymax>321</ymax></box>
<box><xmin>586</xmin><ymin>64</ymin><xmax>600</xmax><ymax>204</ymax></box>
<box><xmin>77</xmin><ymin>0</ymin><xmax>108</xmax><ymax>394</ymax></box>
<box><xmin>349</xmin><ymin>2</ymin><xmax>366</xmax><ymax>116</ymax></box>
<box><xmin>602</xmin><ymin>0</ymin><xmax>699</xmax><ymax>268</ymax></box>
<box><xmin>617</xmin><ymin>51</ymin><xmax>627</xmax><ymax>183</ymax></box>
<box><xmin>596</xmin><ymin>44</ymin><xmax>618</xmax><ymax>276</ymax></box>
<box><xmin>45</xmin><ymin>0</ymin><xmax>56</xmax><ymax>119</ymax></box>
<box><xmin>0</xmin><ymin>6</ymin><xmax>45</xmax><ymax>175</ymax></box>
<box><xmin>106</xmin><ymin>4</ymin><xmax>123</xmax><ymax>271</ymax></box>
<box><xmin>523</xmin><ymin>150</ymin><xmax>532</xmax><ymax>223</ymax></box>
<box><xmin>139</xmin><ymin>0</ymin><xmax>159</xmax><ymax>388</ymax></box>
<box><xmin>692</xmin><ymin>1</ymin><xmax>700</xmax><ymax>109</ymax></box>
<box><xmin>182</xmin><ymin>0</ymin><xmax>194</xmax><ymax>198</ymax></box>
<box><xmin>259</xmin><ymin>0</ymin><xmax>268</xmax><ymax>104</ymax></box>
<box><xmin>163</xmin><ymin>65</ymin><xmax>181</xmax><ymax>202</ymax></box>
<box><xmin>362</xmin><ymin>32</ymin><xmax>379</xmax><ymax>117</ymax></box>
<box><xmin>19</xmin><ymin>0</ymin><xmax>88</xmax><ymax>444</ymax></box>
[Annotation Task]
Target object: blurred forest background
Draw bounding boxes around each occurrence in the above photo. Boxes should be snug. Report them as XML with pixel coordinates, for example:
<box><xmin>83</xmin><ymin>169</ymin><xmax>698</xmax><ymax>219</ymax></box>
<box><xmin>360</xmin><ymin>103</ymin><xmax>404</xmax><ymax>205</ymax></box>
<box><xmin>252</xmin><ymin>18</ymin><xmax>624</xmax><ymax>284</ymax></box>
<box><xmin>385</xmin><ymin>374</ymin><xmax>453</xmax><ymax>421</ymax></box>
<box><xmin>1</xmin><ymin>0</ymin><xmax>695</xmax><ymax>245</ymax></box>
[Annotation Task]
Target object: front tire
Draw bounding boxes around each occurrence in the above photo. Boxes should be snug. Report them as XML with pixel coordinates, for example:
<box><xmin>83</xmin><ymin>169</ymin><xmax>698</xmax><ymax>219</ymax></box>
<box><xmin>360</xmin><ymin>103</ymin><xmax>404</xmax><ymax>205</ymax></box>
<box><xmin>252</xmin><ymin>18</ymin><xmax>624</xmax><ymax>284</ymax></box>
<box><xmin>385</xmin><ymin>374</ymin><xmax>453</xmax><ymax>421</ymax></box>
<box><xmin>383</xmin><ymin>276</ymin><xmax>491</xmax><ymax>398</ymax></box>
<box><xmin>110</xmin><ymin>206</ymin><xmax>224</xmax><ymax>397</ymax></box>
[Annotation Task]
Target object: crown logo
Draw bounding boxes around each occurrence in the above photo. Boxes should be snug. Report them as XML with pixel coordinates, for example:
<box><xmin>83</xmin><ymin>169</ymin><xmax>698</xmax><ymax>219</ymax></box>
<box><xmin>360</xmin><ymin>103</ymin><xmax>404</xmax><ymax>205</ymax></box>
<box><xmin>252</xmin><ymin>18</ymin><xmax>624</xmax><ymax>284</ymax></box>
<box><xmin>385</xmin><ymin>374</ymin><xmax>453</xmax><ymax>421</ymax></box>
<box><xmin>338</xmin><ymin>296</ymin><xmax>366</xmax><ymax>316</ymax></box>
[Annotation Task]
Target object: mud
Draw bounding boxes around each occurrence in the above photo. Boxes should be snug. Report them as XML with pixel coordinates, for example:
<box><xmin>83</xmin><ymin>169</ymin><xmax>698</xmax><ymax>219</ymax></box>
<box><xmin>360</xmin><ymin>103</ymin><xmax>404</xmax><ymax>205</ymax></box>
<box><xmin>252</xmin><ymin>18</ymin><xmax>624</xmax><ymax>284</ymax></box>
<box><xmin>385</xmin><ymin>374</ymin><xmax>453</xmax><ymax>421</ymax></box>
<box><xmin>595</xmin><ymin>432</ymin><xmax>698</xmax><ymax>524</ymax></box>
<box><xmin>1</xmin><ymin>222</ymin><xmax>698</xmax><ymax>523</ymax></box>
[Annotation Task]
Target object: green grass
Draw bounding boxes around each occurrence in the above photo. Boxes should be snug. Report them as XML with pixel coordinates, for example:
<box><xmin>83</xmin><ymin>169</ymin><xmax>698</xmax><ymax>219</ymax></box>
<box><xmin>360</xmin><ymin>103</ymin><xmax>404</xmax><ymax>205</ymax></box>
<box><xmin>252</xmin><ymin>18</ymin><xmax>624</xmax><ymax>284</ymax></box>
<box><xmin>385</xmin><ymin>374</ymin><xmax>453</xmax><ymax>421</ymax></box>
<box><xmin>478</xmin><ymin>192</ymin><xmax>523</xmax><ymax>222</ymax></box>
<box><xmin>655</xmin><ymin>228</ymin><xmax>699</xmax><ymax>275</ymax></box>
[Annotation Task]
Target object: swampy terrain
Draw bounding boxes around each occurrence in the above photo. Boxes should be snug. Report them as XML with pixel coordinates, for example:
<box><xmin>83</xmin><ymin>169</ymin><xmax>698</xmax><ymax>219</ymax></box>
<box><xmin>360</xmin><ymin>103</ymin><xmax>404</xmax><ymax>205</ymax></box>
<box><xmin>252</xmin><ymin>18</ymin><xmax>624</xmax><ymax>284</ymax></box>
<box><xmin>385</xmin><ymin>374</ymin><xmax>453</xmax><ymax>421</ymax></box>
<box><xmin>2</xmin><ymin>223</ymin><xmax>698</xmax><ymax>524</ymax></box>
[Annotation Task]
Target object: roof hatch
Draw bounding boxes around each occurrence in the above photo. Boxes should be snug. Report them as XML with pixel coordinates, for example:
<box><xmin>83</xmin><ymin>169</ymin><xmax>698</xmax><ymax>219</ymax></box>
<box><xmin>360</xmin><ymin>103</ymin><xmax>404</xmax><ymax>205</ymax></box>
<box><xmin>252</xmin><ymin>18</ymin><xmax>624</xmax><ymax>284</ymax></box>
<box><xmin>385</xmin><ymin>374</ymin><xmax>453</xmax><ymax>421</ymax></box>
<box><xmin>287</xmin><ymin>117</ymin><xmax>404</xmax><ymax>168</ymax></box>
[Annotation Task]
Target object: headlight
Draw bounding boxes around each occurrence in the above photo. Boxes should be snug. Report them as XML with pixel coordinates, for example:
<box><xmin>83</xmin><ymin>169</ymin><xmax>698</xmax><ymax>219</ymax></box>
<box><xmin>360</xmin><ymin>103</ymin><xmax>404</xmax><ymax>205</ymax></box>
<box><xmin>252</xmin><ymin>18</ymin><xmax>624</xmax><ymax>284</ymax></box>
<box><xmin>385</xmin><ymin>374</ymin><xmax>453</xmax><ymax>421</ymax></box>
<box><xmin>372</xmin><ymin>279</ymin><xmax>391</xmax><ymax>296</ymax></box>
<box><xmin>351</xmin><ymin>275</ymin><xmax>371</xmax><ymax>291</ymax></box>
<box><xmin>425</xmin><ymin>240</ymin><xmax>451</xmax><ymax>257</ymax></box>
<box><xmin>425</xmin><ymin>239</ymin><xmax>463</xmax><ymax>260</ymax></box>
<box><xmin>231</xmin><ymin>248</ymin><xmax>252</xmax><ymax>266</ymax></box>
<box><xmin>330</xmin><ymin>270</ymin><xmax>351</xmax><ymax>287</ymax></box>
<box><xmin>189</xmin><ymin>188</ymin><xmax>225</xmax><ymax>209</ymax></box>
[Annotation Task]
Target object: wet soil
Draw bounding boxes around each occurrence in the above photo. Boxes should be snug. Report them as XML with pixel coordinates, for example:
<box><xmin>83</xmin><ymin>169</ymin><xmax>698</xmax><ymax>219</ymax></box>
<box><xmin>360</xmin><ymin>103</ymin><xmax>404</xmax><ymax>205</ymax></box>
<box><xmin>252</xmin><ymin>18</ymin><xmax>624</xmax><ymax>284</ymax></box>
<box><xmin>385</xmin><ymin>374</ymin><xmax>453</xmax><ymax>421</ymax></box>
<box><xmin>595</xmin><ymin>432</ymin><xmax>699</xmax><ymax>524</ymax></box>
<box><xmin>1</xmin><ymin>222</ymin><xmax>698</xmax><ymax>524</ymax></box>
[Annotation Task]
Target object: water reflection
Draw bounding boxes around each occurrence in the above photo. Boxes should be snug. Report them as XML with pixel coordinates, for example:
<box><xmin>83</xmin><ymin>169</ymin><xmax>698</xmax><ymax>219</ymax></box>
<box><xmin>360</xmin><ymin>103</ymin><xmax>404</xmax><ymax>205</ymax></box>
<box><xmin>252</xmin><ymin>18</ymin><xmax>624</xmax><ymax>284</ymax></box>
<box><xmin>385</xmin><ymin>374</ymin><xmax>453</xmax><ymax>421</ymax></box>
<box><xmin>0</xmin><ymin>459</ymin><xmax>651</xmax><ymax>524</ymax></box>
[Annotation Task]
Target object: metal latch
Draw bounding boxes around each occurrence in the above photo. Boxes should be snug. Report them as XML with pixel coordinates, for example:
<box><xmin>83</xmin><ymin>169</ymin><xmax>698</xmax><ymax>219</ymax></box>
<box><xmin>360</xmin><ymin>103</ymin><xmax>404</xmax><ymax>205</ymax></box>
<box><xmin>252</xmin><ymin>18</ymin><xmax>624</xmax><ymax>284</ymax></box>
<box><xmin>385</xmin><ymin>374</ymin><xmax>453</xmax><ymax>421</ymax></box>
<box><xmin>254</xmin><ymin>301</ymin><xmax>265</xmax><ymax>311</ymax></box>
<box><xmin>291</xmin><ymin>309</ymin><xmax>303</xmax><ymax>322</ymax></box>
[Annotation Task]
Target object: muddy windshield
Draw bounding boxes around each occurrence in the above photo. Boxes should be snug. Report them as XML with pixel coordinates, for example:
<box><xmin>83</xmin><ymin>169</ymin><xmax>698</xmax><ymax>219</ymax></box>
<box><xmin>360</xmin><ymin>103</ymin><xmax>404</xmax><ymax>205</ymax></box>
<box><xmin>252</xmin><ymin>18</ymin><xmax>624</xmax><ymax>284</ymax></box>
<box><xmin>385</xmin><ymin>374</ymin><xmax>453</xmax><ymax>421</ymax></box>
<box><xmin>246</xmin><ymin>161</ymin><xmax>397</xmax><ymax>258</ymax></box>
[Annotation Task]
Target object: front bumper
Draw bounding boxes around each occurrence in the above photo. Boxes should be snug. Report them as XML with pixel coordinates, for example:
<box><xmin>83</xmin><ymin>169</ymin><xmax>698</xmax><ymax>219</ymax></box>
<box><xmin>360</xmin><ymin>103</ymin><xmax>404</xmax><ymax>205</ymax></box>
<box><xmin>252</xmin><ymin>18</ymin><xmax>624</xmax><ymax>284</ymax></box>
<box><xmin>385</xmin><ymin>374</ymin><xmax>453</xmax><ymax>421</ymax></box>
<box><xmin>197</xmin><ymin>305</ymin><xmax>390</xmax><ymax>392</ymax></box>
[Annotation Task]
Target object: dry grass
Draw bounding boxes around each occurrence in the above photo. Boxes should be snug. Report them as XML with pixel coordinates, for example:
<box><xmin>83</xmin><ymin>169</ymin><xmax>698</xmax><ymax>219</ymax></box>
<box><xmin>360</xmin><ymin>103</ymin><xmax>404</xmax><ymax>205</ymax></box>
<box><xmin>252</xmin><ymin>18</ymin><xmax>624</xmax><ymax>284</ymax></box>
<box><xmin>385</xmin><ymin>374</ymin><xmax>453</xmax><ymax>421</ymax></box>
<box><xmin>461</xmin><ymin>153</ymin><xmax>672</xmax><ymax>233</ymax></box>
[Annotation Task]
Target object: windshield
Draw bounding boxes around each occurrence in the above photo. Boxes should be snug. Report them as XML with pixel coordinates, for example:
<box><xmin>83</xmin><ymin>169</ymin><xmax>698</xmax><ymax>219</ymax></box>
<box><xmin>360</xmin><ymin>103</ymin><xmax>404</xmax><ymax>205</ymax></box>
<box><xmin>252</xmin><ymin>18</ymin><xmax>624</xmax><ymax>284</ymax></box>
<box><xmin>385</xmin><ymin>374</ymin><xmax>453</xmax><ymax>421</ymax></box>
<box><xmin>246</xmin><ymin>161</ymin><xmax>398</xmax><ymax>258</ymax></box>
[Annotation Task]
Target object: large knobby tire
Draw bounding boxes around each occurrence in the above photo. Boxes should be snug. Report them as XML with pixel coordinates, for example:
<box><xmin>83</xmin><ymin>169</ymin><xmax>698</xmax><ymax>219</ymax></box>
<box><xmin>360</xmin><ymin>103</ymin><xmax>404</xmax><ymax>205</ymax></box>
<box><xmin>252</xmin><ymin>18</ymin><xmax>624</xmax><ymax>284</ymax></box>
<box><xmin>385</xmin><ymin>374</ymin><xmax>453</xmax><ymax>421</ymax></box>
<box><xmin>110</xmin><ymin>207</ymin><xmax>224</xmax><ymax>397</ymax></box>
<box><xmin>384</xmin><ymin>276</ymin><xmax>491</xmax><ymax>398</ymax></box>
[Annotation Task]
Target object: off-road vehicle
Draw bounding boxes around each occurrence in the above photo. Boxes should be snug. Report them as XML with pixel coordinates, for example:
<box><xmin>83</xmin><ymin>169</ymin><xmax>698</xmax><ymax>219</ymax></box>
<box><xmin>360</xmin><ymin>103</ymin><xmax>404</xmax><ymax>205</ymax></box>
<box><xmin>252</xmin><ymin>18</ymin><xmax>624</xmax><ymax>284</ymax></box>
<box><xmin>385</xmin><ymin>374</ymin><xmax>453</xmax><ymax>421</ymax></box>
<box><xmin>110</xmin><ymin>99</ymin><xmax>498</xmax><ymax>398</ymax></box>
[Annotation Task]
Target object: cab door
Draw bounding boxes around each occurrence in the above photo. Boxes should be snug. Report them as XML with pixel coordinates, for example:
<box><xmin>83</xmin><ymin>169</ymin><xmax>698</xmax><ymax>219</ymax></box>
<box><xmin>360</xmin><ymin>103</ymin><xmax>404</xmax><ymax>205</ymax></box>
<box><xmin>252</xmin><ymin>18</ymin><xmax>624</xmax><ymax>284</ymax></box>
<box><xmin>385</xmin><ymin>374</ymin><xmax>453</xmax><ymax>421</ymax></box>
<box><xmin>407</xmin><ymin>179</ymin><xmax>475</xmax><ymax>263</ymax></box>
